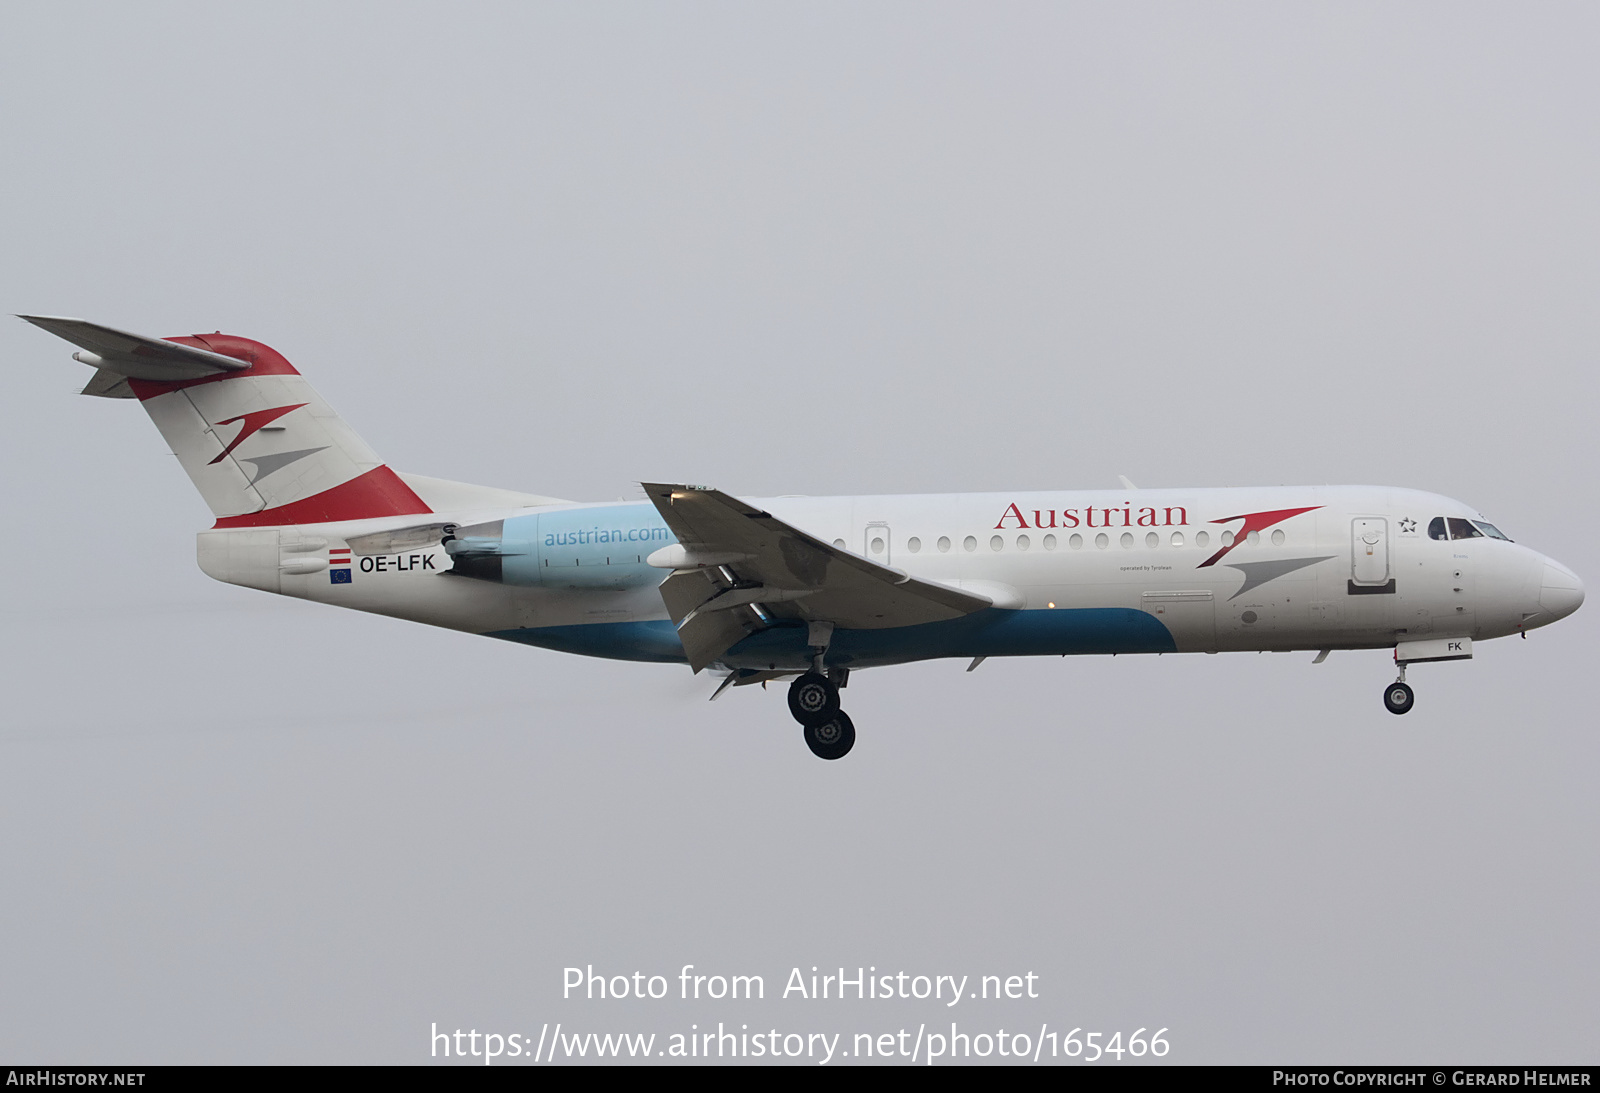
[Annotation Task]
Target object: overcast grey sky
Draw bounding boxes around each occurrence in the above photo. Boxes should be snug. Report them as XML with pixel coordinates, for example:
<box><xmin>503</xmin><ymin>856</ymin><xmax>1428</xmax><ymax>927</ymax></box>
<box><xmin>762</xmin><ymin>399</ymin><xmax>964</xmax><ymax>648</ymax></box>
<box><xmin>2</xmin><ymin>1</ymin><xmax>1596</xmax><ymax>1064</ymax></box>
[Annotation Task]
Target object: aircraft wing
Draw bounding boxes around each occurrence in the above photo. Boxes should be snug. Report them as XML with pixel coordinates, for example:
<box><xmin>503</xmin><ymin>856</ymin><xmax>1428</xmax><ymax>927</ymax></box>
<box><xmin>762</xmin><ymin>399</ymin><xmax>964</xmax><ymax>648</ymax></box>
<box><xmin>20</xmin><ymin>315</ymin><xmax>251</xmax><ymax>393</ymax></box>
<box><xmin>643</xmin><ymin>483</ymin><xmax>992</xmax><ymax>671</ymax></box>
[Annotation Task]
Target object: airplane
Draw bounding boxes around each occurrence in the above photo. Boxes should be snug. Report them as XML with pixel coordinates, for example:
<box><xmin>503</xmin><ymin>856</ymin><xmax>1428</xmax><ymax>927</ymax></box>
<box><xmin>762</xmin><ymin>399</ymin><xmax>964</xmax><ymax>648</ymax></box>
<box><xmin>22</xmin><ymin>316</ymin><xmax>1586</xmax><ymax>759</ymax></box>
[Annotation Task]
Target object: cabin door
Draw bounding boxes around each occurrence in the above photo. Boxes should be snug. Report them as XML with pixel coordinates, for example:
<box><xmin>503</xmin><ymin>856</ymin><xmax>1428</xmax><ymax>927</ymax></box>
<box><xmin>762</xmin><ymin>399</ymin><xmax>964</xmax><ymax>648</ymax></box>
<box><xmin>1350</xmin><ymin>517</ymin><xmax>1393</xmax><ymax>592</ymax></box>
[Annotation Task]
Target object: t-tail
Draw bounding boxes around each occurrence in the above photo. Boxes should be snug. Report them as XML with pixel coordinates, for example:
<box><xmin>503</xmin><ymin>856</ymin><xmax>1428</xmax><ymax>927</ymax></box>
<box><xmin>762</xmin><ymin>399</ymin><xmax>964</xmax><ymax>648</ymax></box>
<box><xmin>22</xmin><ymin>316</ymin><xmax>433</xmax><ymax>527</ymax></box>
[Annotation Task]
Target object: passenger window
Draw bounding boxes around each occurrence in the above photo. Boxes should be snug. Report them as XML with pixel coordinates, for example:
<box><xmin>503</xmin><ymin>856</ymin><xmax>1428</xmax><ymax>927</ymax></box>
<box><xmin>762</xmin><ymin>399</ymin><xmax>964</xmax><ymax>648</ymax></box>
<box><xmin>1472</xmin><ymin>521</ymin><xmax>1512</xmax><ymax>542</ymax></box>
<box><xmin>1448</xmin><ymin>518</ymin><xmax>1483</xmax><ymax>540</ymax></box>
<box><xmin>1428</xmin><ymin>517</ymin><xmax>1448</xmax><ymax>541</ymax></box>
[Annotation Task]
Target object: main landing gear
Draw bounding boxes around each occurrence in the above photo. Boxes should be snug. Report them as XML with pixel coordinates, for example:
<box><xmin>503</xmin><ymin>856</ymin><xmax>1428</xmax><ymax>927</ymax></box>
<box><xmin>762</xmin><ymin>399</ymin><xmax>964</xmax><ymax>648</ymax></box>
<box><xmin>1383</xmin><ymin>661</ymin><xmax>1415</xmax><ymax>715</ymax></box>
<box><xmin>788</xmin><ymin>671</ymin><xmax>855</xmax><ymax>760</ymax></box>
<box><xmin>785</xmin><ymin>620</ymin><xmax>855</xmax><ymax>760</ymax></box>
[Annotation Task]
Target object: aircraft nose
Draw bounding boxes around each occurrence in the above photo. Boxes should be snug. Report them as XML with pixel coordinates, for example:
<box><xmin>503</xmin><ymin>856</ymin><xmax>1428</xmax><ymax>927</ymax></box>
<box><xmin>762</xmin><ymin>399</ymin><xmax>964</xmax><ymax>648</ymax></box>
<box><xmin>1539</xmin><ymin>562</ymin><xmax>1585</xmax><ymax>621</ymax></box>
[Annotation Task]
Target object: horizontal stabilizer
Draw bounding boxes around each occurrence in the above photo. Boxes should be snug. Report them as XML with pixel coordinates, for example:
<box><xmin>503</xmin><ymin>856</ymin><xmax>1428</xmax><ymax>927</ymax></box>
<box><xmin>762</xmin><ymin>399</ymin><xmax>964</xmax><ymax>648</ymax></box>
<box><xmin>19</xmin><ymin>315</ymin><xmax>251</xmax><ymax>382</ymax></box>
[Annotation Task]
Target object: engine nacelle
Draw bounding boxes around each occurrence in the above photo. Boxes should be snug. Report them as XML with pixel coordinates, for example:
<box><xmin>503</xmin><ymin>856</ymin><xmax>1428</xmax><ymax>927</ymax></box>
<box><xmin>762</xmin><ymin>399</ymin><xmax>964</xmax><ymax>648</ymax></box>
<box><xmin>444</xmin><ymin>504</ymin><xmax>672</xmax><ymax>591</ymax></box>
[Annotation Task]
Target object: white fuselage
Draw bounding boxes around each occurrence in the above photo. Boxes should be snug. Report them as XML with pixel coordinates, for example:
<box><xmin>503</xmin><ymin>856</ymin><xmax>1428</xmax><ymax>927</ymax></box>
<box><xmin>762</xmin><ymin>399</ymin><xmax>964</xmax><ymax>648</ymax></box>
<box><xmin>197</xmin><ymin>484</ymin><xmax>1583</xmax><ymax>670</ymax></box>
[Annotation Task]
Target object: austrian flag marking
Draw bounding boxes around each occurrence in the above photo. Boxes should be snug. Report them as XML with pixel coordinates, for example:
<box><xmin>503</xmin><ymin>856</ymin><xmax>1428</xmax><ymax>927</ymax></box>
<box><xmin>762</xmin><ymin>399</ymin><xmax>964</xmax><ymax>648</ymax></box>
<box><xmin>329</xmin><ymin>548</ymin><xmax>352</xmax><ymax>585</ymax></box>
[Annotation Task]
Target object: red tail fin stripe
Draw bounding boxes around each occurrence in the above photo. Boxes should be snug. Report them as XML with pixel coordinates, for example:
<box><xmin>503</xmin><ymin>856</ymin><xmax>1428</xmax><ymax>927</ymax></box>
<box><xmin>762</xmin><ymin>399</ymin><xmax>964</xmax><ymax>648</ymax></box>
<box><xmin>128</xmin><ymin>334</ymin><xmax>302</xmax><ymax>401</ymax></box>
<box><xmin>211</xmin><ymin>466</ymin><xmax>432</xmax><ymax>528</ymax></box>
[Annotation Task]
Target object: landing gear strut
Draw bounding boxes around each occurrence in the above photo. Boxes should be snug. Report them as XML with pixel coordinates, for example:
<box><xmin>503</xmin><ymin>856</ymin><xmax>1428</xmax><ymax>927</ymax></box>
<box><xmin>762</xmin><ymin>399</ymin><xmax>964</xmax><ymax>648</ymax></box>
<box><xmin>782</xmin><ymin>621</ymin><xmax>857</xmax><ymax>759</ymax></box>
<box><xmin>1384</xmin><ymin>661</ymin><xmax>1414</xmax><ymax>715</ymax></box>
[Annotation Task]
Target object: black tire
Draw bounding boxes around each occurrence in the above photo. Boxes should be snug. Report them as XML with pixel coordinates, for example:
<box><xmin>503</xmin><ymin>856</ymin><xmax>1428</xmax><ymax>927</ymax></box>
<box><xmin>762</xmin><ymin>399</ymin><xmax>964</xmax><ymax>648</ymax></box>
<box><xmin>787</xmin><ymin>671</ymin><xmax>840</xmax><ymax>726</ymax></box>
<box><xmin>804</xmin><ymin>712</ymin><xmax>856</xmax><ymax>760</ymax></box>
<box><xmin>1383</xmin><ymin>681</ymin><xmax>1414</xmax><ymax>715</ymax></box>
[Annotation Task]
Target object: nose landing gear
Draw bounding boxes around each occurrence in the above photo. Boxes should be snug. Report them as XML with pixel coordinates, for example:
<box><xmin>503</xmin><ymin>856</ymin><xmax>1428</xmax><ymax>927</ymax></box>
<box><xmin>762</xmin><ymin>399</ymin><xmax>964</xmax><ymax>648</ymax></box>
<box><xmin>1380</xmin><ymin>638</ymin><xmax>1475</xmax><ymax>715</ymax></box>
<box><xmin>1383</xmin><ymin>680</ymin><xmax>1415</xmax><ymax>715</ymax></box>
<box><xmin>1383</xmin><ymin>659</ymin><xmax>1414</xmax><ymax>715</ymax></box>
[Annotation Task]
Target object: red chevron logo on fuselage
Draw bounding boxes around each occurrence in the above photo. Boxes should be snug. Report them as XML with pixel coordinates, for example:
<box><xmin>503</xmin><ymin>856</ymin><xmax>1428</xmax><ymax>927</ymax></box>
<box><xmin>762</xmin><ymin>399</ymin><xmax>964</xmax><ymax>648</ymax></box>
<box><xmin>1197</xmin><ymin>506</ymin><xmax>1323</xmax><ymax>568</ymax></box>
<box><xmin>207</xmin><ymin>403</ymin><xmax>308</xmax><ymax>465</ymax></box>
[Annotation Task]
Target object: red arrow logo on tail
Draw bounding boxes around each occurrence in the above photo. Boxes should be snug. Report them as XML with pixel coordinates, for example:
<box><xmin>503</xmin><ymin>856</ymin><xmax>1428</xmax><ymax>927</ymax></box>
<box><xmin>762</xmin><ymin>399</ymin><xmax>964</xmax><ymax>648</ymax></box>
<box><xmin>207</xmin><ymin>403</ymin><xmax>308</xmax><ymax>465</ymax></box>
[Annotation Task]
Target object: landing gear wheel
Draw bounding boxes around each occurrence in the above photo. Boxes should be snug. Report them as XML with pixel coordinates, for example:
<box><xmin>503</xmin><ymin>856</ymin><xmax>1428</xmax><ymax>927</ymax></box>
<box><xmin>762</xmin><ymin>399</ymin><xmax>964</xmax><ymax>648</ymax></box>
<box><xmin>804</xmin><ymin>712</ymin><xmax>856</xmax><ymax>760</ymax></box>
<box><xmin>787</xmin><ymin>671</ymin><xmax>840</xmax><ymax>726</ymax></box>
<box><xmin>1384</xmin><ymin>681</ymin><xmax>1415</xmax><ymax>715</ymax></box>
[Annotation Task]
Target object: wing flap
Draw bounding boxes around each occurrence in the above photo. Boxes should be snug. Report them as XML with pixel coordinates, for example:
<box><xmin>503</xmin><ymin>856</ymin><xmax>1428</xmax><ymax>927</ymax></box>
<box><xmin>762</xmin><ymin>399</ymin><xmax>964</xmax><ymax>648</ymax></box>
<box><xmin>657</xmin><ymin>570</ymin><xmax>766</xmax><ymax>671</ymax></box>
<box><xmin>659</xmin><ymin>569</ymin><xmax>719</xmax><ymax>622</ymax></box>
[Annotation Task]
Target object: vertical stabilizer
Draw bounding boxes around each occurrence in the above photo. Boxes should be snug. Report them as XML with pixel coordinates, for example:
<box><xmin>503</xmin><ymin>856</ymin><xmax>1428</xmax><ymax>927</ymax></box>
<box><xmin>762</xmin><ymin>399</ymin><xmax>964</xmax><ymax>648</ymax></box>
<box><xmin>22</xmin><ymin>317</ymin><xmax>432</xmax><ymax>527</ymax></box>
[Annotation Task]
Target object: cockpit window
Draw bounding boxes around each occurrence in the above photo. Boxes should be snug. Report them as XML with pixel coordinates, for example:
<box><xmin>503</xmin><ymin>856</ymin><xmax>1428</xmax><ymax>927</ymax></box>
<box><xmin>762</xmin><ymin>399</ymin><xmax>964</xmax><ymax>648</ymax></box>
<box><xmin>1428</xmin><ymin>517</ymin><xmax>1448</xmax><ymax>541</ymax></box>
<box><xmin>1448</xmin><ymin>517</ymin><xmax>1483</xmax><ymax>540</ymax></box>
<box><xmin>1473</xmin><ymin>521</ymin><xmax>1512</xmax><ymax>542</ymax></box>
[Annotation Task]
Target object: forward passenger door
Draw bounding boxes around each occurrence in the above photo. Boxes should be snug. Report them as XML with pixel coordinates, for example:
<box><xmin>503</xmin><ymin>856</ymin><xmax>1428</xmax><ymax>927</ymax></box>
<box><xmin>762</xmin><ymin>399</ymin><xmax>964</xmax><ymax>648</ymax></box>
<box><xmin>1350</xmin><ymin>517</ymin><xmax>1394</xmax><ymax>593</ymax></box>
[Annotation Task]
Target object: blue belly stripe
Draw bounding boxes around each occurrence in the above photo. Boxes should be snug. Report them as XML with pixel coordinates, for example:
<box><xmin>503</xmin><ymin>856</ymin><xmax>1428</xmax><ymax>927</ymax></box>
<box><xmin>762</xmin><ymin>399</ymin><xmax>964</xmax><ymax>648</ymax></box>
<box><xmin>488</xmin><ymin>619</ymin><xmax>686</xmax><ymax>663</ymax></box>
<box><xmin>487</xmin><ymin>607</ymin><xmax>1175</xmax><ymax>667</ymax></box>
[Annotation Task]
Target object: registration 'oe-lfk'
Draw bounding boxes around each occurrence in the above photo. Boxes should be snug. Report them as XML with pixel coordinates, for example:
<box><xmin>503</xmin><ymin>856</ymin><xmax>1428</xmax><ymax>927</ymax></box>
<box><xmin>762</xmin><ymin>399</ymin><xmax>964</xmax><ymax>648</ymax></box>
<box><xmin>25</xmin><ymin>317</ymin><xmax>1585</xmax><ymax>759</ymax></box>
